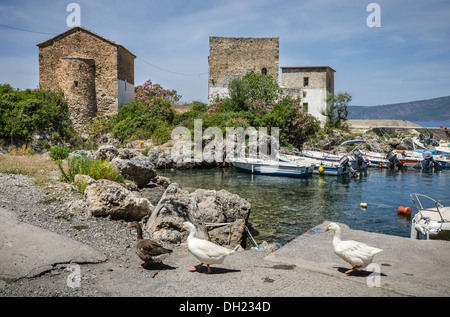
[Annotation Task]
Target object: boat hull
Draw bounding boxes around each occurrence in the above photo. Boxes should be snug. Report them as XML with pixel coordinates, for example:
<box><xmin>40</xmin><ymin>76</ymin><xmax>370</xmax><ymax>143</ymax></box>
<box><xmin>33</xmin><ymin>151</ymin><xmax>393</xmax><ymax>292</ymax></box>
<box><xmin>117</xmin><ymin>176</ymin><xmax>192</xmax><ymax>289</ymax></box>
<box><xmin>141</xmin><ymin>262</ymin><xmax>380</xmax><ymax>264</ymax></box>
<box><xmin>313</xmin><ymin>165</ymin><xmax>349</xmax><ymax>176</ymax></box>
<box><xmin>410</xmin><ymin>194</ymin><xmax>450</xmax><ymax>240</ymax></box>
<box><xmin>279</xmin><ymin>154</ymin><xmax>349</xmax><ymax>176</ymax></box>
<box><xmin>412</xmin><ymin>213</ymin><xmax>450</xmax><ymax>240</ymax></box>
<box><xmin>301</xmin><ymin>150</ymin><xmax>368</xmax><ymax>170</ymax></box>
<box><xmin>231</xmin><ymin>159</ymin><xmax>313</xmax><ymax>178</ymax></box>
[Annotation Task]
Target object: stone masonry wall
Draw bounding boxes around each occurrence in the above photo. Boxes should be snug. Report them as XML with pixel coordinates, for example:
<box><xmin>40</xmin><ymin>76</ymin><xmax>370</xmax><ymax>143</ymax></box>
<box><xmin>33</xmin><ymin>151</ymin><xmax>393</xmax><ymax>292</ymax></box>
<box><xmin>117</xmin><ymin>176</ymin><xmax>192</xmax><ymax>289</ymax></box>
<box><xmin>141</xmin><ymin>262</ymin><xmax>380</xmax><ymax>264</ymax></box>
<box><xmin>38</xmin><ymin>29</ymin><xmax>121</xmax><ymax>124</ymax></box>
<box><xmin>57</xmin><ymin>57</ymin><xmax>97</xmax><ymax>130</ymax></box>
<box><xmin>208</xmin><ymin>36</ymin><xmax>279</xmax><ymax>102</ymax></box>
<box><xmin>281</xmin><ymin>67</ymin><xmax>335</xmax><ymax>124</ymax></box>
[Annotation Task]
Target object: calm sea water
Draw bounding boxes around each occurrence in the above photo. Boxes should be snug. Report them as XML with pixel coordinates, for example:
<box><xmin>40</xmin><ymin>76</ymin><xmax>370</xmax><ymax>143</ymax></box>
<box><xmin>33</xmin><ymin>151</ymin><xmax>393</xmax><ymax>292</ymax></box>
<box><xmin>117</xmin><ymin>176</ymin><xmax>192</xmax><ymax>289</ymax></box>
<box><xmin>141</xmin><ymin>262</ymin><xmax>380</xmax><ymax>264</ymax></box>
<box><xmin>412</xmin><ymin>121</ymin><xmax>450</xmax><ymax>128</ymax></box>
<box><xmin>159</xmin><ymin>167</ymin><xmax>450</xmax><ymax>246</ymax></box>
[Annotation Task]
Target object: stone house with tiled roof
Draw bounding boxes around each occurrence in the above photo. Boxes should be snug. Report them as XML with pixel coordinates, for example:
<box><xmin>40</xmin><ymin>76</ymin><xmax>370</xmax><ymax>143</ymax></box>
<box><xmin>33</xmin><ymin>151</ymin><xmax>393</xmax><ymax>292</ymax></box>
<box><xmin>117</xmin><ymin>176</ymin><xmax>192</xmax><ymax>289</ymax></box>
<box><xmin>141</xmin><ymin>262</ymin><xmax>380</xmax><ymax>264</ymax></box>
<box><xmin>37</xmin><ymin>27</ymin><xmax>135</xmax><ymax>130</ymax></box>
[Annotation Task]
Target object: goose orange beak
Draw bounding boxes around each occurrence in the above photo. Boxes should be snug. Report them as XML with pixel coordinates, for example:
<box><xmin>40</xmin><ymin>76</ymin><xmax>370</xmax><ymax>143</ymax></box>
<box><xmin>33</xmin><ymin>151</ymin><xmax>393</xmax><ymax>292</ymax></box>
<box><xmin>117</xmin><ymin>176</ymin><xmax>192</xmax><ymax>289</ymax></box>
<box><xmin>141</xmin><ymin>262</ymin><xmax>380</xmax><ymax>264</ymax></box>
<box><xmin>180</xmin><ymin>226</ymin><xmax>184</xmax><ymax>232</ymax></box>
<box><xmin>325</xmin><ymin>227</ymin><xmax>329</xmax><ymax>232</ymax></box>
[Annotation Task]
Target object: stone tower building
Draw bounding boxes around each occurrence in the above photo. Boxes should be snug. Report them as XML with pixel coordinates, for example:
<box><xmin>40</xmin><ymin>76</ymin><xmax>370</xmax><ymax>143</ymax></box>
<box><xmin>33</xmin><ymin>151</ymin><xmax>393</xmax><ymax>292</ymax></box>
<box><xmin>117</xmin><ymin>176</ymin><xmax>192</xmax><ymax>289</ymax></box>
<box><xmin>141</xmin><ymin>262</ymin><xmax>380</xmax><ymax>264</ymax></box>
<box><xmin>37</xmin><ymin>27</ymin><xmax>135</xmax><ymax>130</ymax></box>
<box><xmin>281</xmin><ymin>66</ymin><xmax>335</xmax><ymax>123</ymax></box>
<box><xmin>208</xmin><ymin>36</ymin><xmax>335</xmax><ymax>124</ymax></box>
<box><xmin>208</xmin><ymin>36</ymin><xmax>279</xmax><ymax>102</ymax></box>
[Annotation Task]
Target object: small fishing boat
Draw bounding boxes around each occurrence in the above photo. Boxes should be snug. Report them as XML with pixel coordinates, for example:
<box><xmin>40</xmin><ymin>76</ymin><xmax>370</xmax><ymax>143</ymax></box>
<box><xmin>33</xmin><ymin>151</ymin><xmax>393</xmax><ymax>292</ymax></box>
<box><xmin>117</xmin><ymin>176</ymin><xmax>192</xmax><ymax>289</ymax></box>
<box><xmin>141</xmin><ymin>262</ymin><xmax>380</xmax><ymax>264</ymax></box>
<box><xmin>230</xmin><ymin>157</ymin><xmax>313</xmax><ymax>178</ymax></box>
<box><xmin>395</xmin><ymin>150</ymin><xmax>449</xmax><ymax>169</ymax></box>
<box><xmin>361</xmin><ymin>150</ymin><xmax>390</xmax><ymax>168</ymax></box>
<box><xmin>410</xmin><ymin>193</ymin><xmax>450</xmax><ymax>240</ymax></box>
<box><xmin>279</xmin><ymin>154</ymin><xmax>350</xmax><ymax>176</ymax></box>
<box><xmin>435</xmin><ymin>155</ymin><xmax>450</xmax><ymax>168</ymax></box>
<box><xmin>301</xmin><ymin>150</ymin><xmax>368</xmax><ymax>170</ymax></box>
<box><xmin>395</xmin><ymin>150</ymin><xmax>423</xmax><ymax>168</ymax></box>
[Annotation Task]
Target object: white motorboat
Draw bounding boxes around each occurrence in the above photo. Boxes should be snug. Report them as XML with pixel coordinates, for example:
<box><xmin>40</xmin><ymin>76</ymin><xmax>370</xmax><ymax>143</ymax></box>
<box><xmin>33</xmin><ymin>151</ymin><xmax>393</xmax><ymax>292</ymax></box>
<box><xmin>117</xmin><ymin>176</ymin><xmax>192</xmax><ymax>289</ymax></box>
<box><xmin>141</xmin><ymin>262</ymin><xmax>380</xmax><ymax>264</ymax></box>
<box><xmin>230</xmin><ymin>157</ymin><xmax>313</xmax><ymax>178</ymax></box>
<box><xmin>279</xmin><ymin>154</ymin><xmax>350</xmax><ymax>176</ymax></box>
<box><xmin>301</xmin><ymin>150</ymin><xmax>368</xmax><ymax>170</ymax></box>
<box><xmin>360</xmin><ymin>150</ymin><xmax>391</xmax><ymax>168</ymax></box>
<box><xmin>395</xmin><ymin>150</ymin><xmax>449</xmax><ymax>169</ymax></box>
<box><xmin>410</xmin><ymin>193</ymin><xmax>450</xmax><ymax>240</ymax></box>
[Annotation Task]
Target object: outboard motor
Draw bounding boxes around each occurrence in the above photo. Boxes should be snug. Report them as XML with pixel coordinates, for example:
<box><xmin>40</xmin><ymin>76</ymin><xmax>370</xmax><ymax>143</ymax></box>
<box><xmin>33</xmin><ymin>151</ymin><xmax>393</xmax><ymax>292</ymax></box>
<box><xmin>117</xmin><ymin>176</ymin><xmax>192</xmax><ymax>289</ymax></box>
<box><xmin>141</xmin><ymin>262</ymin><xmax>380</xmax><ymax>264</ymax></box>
<box><xmin>422</xmin><ymin>150</ymin><xmax>441</xmax><ymax>168</ymax></box>
<box><xmin>352</xmin><ymin>149</ymin><xmax>367</xmax><ymax>169</ymax></box>
<box><xmin>339</xmin><ymin>155</ymin><xmax>358</xmax><ymax>177</ymax></box>
<box><xmin>386</xmin><ymin>151</ymin><xmax>405</xmax><ymax>169</ymax></box>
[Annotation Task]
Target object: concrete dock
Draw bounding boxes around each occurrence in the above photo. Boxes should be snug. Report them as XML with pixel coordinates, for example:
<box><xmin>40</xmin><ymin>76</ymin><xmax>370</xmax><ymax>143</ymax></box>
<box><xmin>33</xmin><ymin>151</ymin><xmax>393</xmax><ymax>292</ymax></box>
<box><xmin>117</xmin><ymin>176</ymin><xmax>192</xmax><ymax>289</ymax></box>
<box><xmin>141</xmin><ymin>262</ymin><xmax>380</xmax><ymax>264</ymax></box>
<box><xmin>2</xmin><ymin>205</ymin><xmax>450</xmax><ymax>297</ymax></box>
<box><xmin>265</xmin><ymin>221</ymin><xmax>450</xmax><ymax>297</ymax></box>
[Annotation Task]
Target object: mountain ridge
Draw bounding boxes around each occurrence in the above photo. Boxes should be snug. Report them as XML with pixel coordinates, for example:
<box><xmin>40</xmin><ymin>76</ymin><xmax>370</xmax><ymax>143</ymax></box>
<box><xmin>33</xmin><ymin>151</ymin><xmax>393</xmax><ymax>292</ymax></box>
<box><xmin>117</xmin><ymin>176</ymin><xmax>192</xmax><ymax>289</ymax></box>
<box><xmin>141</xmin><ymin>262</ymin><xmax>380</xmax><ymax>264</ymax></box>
<box><xmin>348</xmin><ymin>96</ymin><xmax>450</xmax><ymax>122</ymax></box>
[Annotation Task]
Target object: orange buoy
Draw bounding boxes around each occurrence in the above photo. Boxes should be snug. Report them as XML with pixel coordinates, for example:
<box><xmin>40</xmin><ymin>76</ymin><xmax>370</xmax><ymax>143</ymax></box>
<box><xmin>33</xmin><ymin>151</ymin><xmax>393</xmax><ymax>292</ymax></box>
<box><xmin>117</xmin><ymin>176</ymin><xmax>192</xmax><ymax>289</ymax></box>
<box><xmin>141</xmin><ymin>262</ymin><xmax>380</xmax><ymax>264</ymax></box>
<box><xmin>397</xmin><ymin>206</ymin><xmax>412</xmax><ymax>215</ymax></box>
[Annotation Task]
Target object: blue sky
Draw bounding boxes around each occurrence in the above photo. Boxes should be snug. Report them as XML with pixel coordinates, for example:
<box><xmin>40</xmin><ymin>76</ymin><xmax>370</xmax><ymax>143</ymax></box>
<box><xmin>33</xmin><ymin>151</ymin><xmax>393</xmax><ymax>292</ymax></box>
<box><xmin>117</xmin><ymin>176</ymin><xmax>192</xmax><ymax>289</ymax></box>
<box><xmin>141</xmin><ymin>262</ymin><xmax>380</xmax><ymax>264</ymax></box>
<box><xmin>0</xmin><ymin>0</ymin><xmax>449</xmax><ymax>106</ymax></box>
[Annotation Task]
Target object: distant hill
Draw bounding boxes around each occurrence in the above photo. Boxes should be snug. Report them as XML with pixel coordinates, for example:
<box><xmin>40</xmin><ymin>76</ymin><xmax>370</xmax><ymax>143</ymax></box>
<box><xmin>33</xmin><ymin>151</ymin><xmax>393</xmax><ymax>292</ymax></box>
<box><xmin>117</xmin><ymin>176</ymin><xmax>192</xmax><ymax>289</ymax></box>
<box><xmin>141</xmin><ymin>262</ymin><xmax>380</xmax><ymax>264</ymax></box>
<box><xmin>348</xmin><ymin>96</ymin><xmax>450</xmax><ymax>122</ymax></box>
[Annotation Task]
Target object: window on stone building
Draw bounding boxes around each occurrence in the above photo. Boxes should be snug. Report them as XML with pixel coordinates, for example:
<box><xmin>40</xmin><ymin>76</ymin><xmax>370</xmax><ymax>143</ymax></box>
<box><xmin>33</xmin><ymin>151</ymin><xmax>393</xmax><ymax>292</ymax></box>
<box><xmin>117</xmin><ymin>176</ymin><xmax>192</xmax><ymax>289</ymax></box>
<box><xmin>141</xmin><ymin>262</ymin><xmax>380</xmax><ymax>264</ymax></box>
<box><xmin>303</xmin><ymin>102</ymin><xmax>308</xmax><ymax>112</ymax></box>
<box><xmin>261</xmin><ymin>68</ymin><xmax>267</xmax><ymax>75</ymax></box>
<box><xmin>303</xmin><ymin>77</ymin><xmax>309</xmax><ymax>87</ymax></box>
<box><xmin>74</xmin><ymin>81</ymin><xmax>78</xmax><ymax>88</ymax></box>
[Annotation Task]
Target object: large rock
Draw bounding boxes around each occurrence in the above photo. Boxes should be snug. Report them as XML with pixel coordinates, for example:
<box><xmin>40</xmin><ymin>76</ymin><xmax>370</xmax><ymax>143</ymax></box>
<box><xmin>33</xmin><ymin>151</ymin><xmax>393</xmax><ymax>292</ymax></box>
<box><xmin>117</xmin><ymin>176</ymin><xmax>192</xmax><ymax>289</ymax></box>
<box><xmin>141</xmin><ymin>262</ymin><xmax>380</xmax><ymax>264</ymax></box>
<box><xmin>388</xmin><ymin>138</ymin><xmax>401</xmax><ymax>148</ymax></box>
<box><xmin>208</xmin><ymin>219</ymin><xmax>247</xmax><ymax>247</ymax></box>
<box><xmin>190</xmin><ymin>189</ymin><xmax>251</xmax><ymax>247</ymax></box>
<box><xmin>84</xmin><ymin>179</ymin><xmax>152</xmax><ymax>221</ymax></box>
<box><xmin>144</xmin><ymin>183</ymin><xmax>251</xmax><ymax>247</ymax></box>
<box><xmin>147</xmin><ymin>139</ymin><xmax>225</xmax><ymax>169</ymax></box>
<box><xmin>94</xmin><ymin>145</ymin><xmax>119</xmax><ymax>161</ymax></box>
<box><xmin>94</xmin><ymin>145</ymin><xmax>149</xmax><ymax>161</ymax></box>
<box><xmin>137</xmin><ymin>176</ymin><xmax>172</xmax><ymax>206</ymax></box>
<box><xmin>110</xmin><ymin>158</ymin><xmax>156</xmax><ymax>187</ymax></box>
<box><xmin>93</xmin><ymin>145</ymin><xmax>157</xmax><ymax>187</ymax></box>
<box><xmin>396</xmin><ymin>137</ymin><xmax>414</xmax><ymax>150</ymax></box>
<box><xmin>190</xmin><ymin>189</ymin><xmax>251</xmax><ymax>224</ymax></box>
<box><xmin>144</xmin><ymin>183</ymin><xmax>209</xmax><ymax>244</ymax></box>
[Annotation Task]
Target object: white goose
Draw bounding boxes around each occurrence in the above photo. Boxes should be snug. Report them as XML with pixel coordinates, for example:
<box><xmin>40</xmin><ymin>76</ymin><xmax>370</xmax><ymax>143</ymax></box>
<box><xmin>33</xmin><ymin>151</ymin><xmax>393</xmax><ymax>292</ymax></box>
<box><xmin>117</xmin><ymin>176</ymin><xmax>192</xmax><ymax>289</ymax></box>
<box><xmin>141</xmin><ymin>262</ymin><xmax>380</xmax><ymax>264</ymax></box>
<box><xmin>181</xmin><ymin>221</ymin><xmax>235</xmax><ymax>274</ymax></box>
<box><xmin>325</xmin><ymin>222</ymin><xmax>383</xmax><ymax>275</ymax></box>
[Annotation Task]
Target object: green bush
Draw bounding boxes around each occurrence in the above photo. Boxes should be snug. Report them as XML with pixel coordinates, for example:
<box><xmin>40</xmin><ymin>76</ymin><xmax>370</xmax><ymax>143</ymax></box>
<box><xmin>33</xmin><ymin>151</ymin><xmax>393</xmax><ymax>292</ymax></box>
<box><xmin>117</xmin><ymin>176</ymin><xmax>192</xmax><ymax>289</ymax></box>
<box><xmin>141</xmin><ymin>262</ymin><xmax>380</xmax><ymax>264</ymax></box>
<box><xmin>49</xmin><ymin>145</ymin><xmax>70</xmax><ymax>160</ymax></box>
<box><xmin>258</xmin><ymin>96</ymin><xmax>320</xmax><ymax>147</ymax></box>
<box><xmin>111</xmin><ymin>102</ymin><xmax>159</xmax><ymax>141</ymax></box>
<box><xmin>191</xmin><ymin>101</ymin><xmax>209</xmax><ymax>112</ymax></box>
<box><xmin>56</xmin><ymin>156</ymin><xmax>123</xmax><ymax>183</ymax></box>
<box><xmin>152</xmin><ymin>122</ymin><xmax>173</xmax><ymax>145</ymax></box>
<box><xmin>0</xmin><ymin>84</ymin><xmax>75</xmax><ymax>146</ymax></box>
<box><xmin>111</xmin><ymin>80</ymin><xmax>177</xmax><ymax>142</ymax></box>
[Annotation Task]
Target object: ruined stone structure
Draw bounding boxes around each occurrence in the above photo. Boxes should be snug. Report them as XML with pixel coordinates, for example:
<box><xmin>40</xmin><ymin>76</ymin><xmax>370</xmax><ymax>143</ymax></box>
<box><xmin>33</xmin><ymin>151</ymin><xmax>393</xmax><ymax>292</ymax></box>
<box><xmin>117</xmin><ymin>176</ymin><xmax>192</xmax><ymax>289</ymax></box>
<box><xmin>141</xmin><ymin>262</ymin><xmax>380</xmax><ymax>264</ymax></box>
<box><xmin>37</xmin><ymin>27</ymin><xmax>135</xmax><ymax>130</ymax></box>
<box><xmin>281</xmin><ymin>66</ymin><xmax>335</xmax><ymax>123</ymax></box>
<box><xmin>208</xmin><ymin>36</ymin><xmax>334</xmax><ymax>123</ymax></box>
<box><xmin>208</xmin><ymin>36</ymin><xmax>279</xmax><ymax>102</ymax></box>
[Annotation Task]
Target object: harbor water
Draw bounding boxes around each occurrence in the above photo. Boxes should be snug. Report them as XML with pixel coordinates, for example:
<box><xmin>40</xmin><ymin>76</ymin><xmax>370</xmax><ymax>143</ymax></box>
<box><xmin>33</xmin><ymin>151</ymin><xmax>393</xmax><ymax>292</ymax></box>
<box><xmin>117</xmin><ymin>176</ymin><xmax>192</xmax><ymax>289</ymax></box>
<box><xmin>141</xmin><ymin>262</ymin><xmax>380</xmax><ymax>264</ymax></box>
<box><xmin>159</xmin><ymin>167</ymin><xmax>450</xmax><ymax>246</ymax></box>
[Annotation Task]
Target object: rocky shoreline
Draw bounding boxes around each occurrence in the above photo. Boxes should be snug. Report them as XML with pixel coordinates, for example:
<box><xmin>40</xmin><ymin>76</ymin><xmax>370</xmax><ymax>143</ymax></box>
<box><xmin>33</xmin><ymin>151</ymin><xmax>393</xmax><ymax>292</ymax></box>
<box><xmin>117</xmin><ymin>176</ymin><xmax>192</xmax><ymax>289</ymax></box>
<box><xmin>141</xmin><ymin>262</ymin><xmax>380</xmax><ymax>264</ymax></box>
<box><xmin>0</xmin><ymin>127</ymin><xmax>427</xmax><ymax>297</ymax></box>
<box><xmin>1</xmin><ymin>171</ymin><xmax>409</xmax><ymax>298</ymax></box>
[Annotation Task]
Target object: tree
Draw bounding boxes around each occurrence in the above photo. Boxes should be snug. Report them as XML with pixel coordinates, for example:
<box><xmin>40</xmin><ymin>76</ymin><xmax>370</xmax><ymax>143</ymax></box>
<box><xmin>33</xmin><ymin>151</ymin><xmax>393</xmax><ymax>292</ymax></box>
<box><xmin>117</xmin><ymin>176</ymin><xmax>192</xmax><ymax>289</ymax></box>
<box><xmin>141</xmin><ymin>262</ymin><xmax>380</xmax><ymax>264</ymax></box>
<box><xmin>228</xmin><ymin>77</ymin><xmax>249</xmax><ymax>111</ymax></box>
<box><xmin>323</xmin><ymin>92</ymin><xmax>352</xmax><ymax>128</ymax></box>
<box><xmin>228</xmin><ymin>70</ymin><xmax>282</xmax><ymax>111</ymax></box>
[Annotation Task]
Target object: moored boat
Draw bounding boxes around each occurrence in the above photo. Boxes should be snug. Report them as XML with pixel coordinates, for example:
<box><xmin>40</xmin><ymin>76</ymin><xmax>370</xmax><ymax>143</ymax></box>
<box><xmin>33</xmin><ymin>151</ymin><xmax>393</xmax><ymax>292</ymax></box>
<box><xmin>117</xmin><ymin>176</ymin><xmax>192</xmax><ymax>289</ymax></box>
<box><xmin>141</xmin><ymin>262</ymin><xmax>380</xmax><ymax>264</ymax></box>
<box><xmin>230</xmin><ymin>157</ymin><xmax>313</xmax><ymax>178</ymax></box>
<box><xmin>279</xmin><ymin>154</ymin><xmax>350</xmax><ymax>176</ymax></box>
<box><xmin>301</xmin><ymin>150</ymin><xmax>368</xmax><ymax>170</ymax></box>
<box><xmin>395</xmin><ymin>150</ymin><xmax>449</xmax><ymax>169</ymax></box>
<box><xmin>410</xmin><ymin>193</ymin><xmax>450</xmax><ymax>240</ymax></box>
<box><xmin>360</xmin><ymin>150</ymin><xmax>390</xmax><ymax>168</ymax></box>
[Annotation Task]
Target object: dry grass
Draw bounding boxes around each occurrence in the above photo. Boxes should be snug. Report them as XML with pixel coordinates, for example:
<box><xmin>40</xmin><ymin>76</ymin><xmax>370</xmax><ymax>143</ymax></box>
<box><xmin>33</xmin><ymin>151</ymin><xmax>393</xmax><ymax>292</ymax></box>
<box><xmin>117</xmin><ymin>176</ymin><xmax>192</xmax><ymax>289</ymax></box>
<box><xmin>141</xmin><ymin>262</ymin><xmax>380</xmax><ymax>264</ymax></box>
<box><xmin>172</xmin><ymin>104</ymin><xmax>192</xmax><ymax>114</ymax></box>
<box><xmin>0</xmin><ymin>153</ymin><xmax>60</xmax><ymax>185</ymax></box>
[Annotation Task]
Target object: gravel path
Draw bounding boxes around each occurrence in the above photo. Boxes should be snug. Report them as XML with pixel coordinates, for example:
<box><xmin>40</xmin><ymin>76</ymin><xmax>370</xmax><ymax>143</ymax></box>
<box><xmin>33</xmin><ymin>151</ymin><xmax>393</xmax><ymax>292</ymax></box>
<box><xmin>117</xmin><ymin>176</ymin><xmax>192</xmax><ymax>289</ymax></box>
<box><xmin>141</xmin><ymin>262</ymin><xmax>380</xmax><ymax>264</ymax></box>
<box><xmin>0</xmin><ymin>172</ymin><xmax>138</xmax><ymax>296</ymax></box>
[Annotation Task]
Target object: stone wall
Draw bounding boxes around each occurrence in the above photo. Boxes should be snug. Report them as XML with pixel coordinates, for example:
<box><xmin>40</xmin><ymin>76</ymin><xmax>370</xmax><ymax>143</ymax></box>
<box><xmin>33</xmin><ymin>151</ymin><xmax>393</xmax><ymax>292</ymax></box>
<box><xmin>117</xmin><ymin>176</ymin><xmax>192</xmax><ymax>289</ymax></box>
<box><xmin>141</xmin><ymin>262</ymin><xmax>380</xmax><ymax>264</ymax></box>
<box><xmin>57</xmin><ymin>57</ymin><xmax>97</xmax><ymax>130</ymax></box>
<box><xmin>117</xmin><ymin>46</ymin><xmax>135</xmax><ymax>85</ymax></box>
<box><xmin>208</xmin><ymin>36</ymin><xmax>279</xmax><ymax>102</ymax></box>
<box><xmin>37</xmin><ymin>27</ymin><xmax>135</xmax><ymax>130</ymax></box>
<box><xmin>281</xmin><ymin>67</ymin><xmax>335</xmax><ymax>123</ymax></box>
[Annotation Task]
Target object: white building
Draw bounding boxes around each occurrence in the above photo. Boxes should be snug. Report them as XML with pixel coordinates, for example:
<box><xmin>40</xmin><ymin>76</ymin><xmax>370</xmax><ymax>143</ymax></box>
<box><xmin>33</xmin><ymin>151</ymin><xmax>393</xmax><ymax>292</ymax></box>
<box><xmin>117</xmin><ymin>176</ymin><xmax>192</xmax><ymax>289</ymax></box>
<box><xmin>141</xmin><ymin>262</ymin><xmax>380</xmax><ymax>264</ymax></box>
<box><xmin>280</xmin><ymin>66</ymin><xmax>335</xmax><ymax>124</ymax></box>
